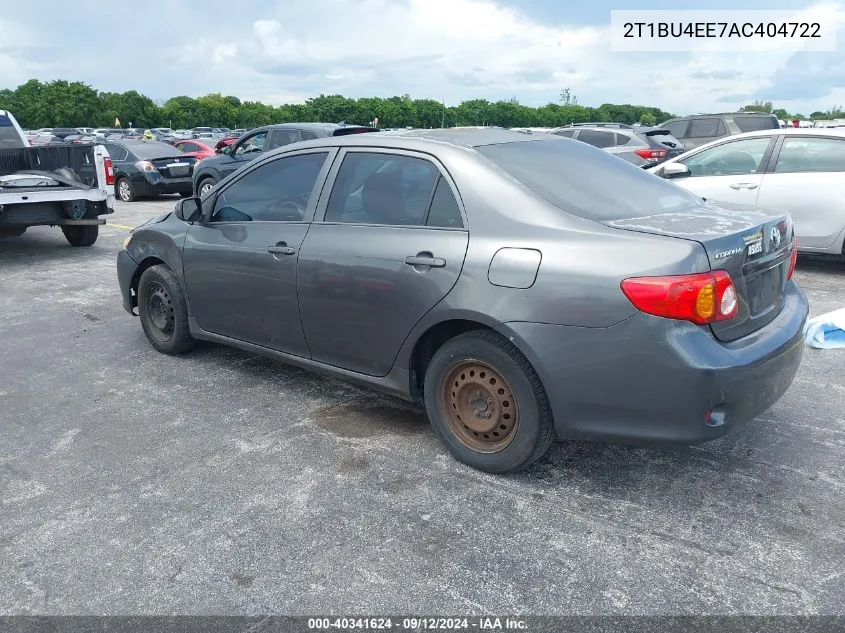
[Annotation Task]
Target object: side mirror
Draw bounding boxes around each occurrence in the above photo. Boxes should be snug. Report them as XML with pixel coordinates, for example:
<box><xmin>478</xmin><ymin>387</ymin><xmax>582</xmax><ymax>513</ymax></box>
<box><xmin>174</xmin><ymin>197</ymin><xmax>202</xmax><ymax>223</ymax></box>
<box><xmin>662</xmin><ymin>162</ymin><xmax>691</xmax><ymax>179</ymax></box>
<box><xmin>221</xmin><ymin>146</ymin><xmax>232</xmax><ymax>155</ymax></box>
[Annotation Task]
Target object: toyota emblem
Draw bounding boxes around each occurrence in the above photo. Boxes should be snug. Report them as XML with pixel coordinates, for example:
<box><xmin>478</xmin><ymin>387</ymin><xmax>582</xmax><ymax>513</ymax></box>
<box><xmin>770</xmin><ymin>226</ymin><xmax>781</xmax><ymax>248</ymax></box>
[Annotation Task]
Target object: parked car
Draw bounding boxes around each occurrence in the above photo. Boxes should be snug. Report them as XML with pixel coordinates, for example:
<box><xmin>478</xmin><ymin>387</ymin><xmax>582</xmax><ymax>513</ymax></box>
<box><xmin>173</xmin><ymin>139</ymin><xmax>216</xmax><ymax>161</ymax></box>
<box><xmin>103</xmin><ymin>139</ymin><xmax>198</xmax><ymax>202</ymax></box>
<box><xmin>29</xmin><ymin>134</ymin><xmax>68</xmax><ymax>146</ymax></box>
<box><xmin>649</xmin><ymin>127</ymin><xmax>845</xmax><ymax>258</ymax></box>
<box><xmin>117</xmin><ymin>129</ymin><xmax>806</xmax><ymax>473</ymax></box>
<box><xmin>658</xmin><ymin>112</ymin><xmax>780</xmax><ymax>151</ymax></box>
<box><xmin>550</xmin><ymin>124</ymin><xmax>684</xmax><ymax>167</ymax></box>
<box><xmin>64</xmin><ymin>134</ymin><xmax>99</xmax><ymax>144</ymax></box>
<box><xmin>192</xmin><ymin>122</ymin><xmax>379</xmax><ymax>196</ymax></box>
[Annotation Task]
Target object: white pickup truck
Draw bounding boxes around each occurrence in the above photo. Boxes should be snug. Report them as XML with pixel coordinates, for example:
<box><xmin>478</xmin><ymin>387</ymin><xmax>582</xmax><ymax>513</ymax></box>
<box><xmin>0</xmin><ymin>109</ymin><xmax>115</xmax><ymax>246</ymax></box>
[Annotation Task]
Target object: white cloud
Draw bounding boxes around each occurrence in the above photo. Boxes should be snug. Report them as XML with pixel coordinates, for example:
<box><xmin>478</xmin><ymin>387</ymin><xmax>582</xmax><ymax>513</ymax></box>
<box><xmin>1</xmin><ymin>0</ymin><xmax>844</xmax><ymax>115</ymax></box>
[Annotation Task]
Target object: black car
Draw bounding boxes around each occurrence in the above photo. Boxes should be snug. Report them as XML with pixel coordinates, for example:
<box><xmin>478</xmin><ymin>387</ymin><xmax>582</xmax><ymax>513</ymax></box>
<box><xmin>192</xmin><ymin>122</ymin><xmax>379</xmax><ymax>196</ymax></box>
<box><xmin>103</xmin><ymin>139</ymin><xmax>199</xmax><ymax>202</ymax></box>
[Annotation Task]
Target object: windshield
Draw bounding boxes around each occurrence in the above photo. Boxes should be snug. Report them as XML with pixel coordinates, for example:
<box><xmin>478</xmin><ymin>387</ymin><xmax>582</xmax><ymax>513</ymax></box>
<box><xmin>477</xmin><ymin>139</ymin><xmax>702</xmax><ymax>221</ymax></box>
<box><xmin>129</xmin><ymin>142</ymin><xmax>183</xmax><ymax>159</ymax></box>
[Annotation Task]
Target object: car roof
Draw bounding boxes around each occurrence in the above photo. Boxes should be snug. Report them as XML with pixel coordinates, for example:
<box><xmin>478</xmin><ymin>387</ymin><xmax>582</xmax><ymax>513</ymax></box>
<box><xmin>709</xmin><ymin>127</ymin><xmax>845</xmax><ymax>140</ymax></box>
<box><xmin>261</xmin><ymin>122</ymin><xmax>375</xmax><ymax>132</ymax></box>
<box><xmin>263</xmin><ymin>128</ymin><xmax>563</xmax><ymax>156</ymax></box>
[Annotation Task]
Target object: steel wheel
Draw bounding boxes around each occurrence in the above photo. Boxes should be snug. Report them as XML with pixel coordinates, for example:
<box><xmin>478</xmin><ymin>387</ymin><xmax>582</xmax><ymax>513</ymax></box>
<box><xmin>441</xmin><ymin>360</ymin><xmax>518</xmax><ymax>453</ymax></box>
<box><xmin>117</xmin><ymin>179</ymin><xmax>132</xmax><ymax>202</ymax></box>
<box><xmin>144</xmin><ymin>281</ymin><xmax>175</xmax><ymax>342</ymax></box>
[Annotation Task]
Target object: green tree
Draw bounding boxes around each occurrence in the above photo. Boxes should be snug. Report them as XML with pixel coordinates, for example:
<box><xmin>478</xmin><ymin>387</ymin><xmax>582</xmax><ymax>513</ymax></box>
<box><xmin>740</xmin><ymin>100</ymin><xmax>774</xmax><ymax>113</ymax></box>
<box><xmin>639</xmin><ymin>112</ymin><xmax>657</xmax><ymax>126</ymax></box>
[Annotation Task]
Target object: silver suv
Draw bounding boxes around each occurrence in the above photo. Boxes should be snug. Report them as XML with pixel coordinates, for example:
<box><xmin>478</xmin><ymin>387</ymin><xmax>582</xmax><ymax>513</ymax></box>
<box><xmin>549</xmin><ymin>123</ymin><xmax>685</xmax><ymax>168</ymax></box>
<box><xmin>658</xmin><ymin>112</ymin><xmax>780</xmax><ymax>151</ymax></box>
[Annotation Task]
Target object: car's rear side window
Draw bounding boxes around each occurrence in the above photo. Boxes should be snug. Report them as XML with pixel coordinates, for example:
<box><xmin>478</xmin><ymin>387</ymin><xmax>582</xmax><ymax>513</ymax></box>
<box><xmin>575</xmin><ymin>129</ymin><xmax>616</xmax><ymax>148</ymax></box>
<box><xmin>324</xmin><ymin>152</ymin><xmax>440</xmax><ymax>225</ymax></box>
<box><xmin>734</xmin><ymin>115</ymin><xmax>780</xmax><ymax>133</ymax></box>
<box><xmin>660</xmin><ymin>120</ymin><xmax>688</xmax><ymax>138</ymax></box>
<box><xmin>477</xmin><ymin>139</ymin><xmax>701</xmax><ymax>221</ymax></box>
<box><xmin>689</xmin><ymin>118</ymin><xmax>727</xmax><ymax>138</ymax></box>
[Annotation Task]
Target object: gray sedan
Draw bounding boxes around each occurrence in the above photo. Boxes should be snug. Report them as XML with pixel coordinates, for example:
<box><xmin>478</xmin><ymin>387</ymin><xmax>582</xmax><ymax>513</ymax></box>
<box><xmin>117</xmin><ymin>129</ymin><xmax>808</xmax><ymax>473</ymax></box>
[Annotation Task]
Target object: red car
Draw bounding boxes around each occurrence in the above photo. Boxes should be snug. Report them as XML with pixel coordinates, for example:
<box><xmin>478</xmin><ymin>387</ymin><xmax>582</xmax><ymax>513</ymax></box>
<box><xmin>173</xmin><ymin>140</ymin><xmax>216</xmax><ymax>161</ymax></box>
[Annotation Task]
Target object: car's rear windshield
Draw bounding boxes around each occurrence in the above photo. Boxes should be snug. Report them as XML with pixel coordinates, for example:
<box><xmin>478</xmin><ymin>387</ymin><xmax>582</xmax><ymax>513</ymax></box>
<box><xmin>128</xmin><ymin>142</ymin><xmax>182</xmax><ymax>159</ymax></box>
<box><xmin>0</xmin><ymin>114</ymin><xmax>23</xmax><ymax>148</ymax></box>
<box><xmin>476</xmin><ymin>139</ymin><xmax>702</xmax><ymax>221</ymax></box>
<box><xmin>734</xmin><ymin>115</ymin><xmax>780</xmax><ymax>133</ymax></box>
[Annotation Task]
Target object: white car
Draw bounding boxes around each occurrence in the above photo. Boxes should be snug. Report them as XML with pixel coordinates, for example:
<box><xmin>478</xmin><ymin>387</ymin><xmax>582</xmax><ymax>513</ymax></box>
<box><xmin>649</xmin><ymin>128</ymin><xmax>845</xmax><ymax>258</ymax></box>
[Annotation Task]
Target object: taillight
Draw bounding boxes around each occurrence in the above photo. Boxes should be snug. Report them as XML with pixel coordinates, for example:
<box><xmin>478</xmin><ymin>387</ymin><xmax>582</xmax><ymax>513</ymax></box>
<box><xmin>634</xmin><ymin>148</ymin><xmax>668</xmax><ymax>161</ymax></box>
<box><xmin>103</xmin><ymin>156</ymin><xmax>115</xmax><ymax>186</ymax></box>
<box><xmin>135</xmin><ymin>160</ymin><xmax>158</xmax><ymax>173</ymax></box>
<box><xmin>621</xmin><ymin>271</ymin><xmax>738</xmax><ymax>325</ymax></box>
<box><xmin>787</xmin><ymin>238</ymin><xmax>798</xmax><ymax>279</ymax></box>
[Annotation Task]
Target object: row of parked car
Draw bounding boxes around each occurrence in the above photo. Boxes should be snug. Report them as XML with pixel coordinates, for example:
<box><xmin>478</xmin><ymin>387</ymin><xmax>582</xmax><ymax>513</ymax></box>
<box><xmin>54</xmin><ymin>110</ymin><xmax>845</xmax><ymax>260</ymax></box>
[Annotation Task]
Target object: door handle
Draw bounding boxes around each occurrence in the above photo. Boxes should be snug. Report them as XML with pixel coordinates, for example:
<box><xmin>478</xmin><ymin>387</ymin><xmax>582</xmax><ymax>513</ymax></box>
<box><xmin>267</xmin><ymin>242</ymin><xmax>296</xmax><ymax>256</ymax></box>
<box><xmin>404</xmin><ymin>254</ymin><xmax>446</xmax><ymax>268</ymax></box>
<box><xmin>729</xmin><ymin>182</ymin><xmax>759</xmax><ymax>190</ymax></box>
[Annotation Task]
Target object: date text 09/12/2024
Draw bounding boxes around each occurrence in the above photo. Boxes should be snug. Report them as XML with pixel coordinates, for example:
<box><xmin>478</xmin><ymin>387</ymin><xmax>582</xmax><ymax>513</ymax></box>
<box><xmin>307</xmin><ymin>617</ymin><xmax>528</xmax><ymax>630</ymax></box>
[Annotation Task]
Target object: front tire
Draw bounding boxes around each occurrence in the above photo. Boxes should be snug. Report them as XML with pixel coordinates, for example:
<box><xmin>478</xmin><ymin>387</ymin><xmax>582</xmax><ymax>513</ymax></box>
<box><xmin>116</xmin><ymin>176</ymin><xmax>136</xmax><ymax>202</ymax></box>
<box><xmin>61</xmin><ymin>224</ymin><xmax>98</xmax><ymax>247</ymax></box>
<box><xmin>197</xmin><ymin>177</ymin><xmax>216</xmax><ymax>197</ymax></box>
<box><xmin>423</xmin><ymin>330</ymin><xmax>554</xmax><ymax>474</ymax></box>
<box><xmin>137</xmin><ymin>265</ymin><xmax>196</xmax><ymax>355</ymax></box>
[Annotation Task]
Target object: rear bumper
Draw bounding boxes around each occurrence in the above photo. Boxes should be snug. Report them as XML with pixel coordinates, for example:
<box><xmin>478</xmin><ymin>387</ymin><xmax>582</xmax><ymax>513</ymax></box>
<box><xmin>135</xmin><ymin>174</ymin><xmax>193</xmax><ymax>196</ymax></box>
<box><xmin>499</xmin><ymin>281</ymin><xmax>809</xmax><ymax>444</ymax></box>
<box><xmin>117</xmin><ymin>249</ymin><xmax>139</xmax><ymax>315</ymax></box>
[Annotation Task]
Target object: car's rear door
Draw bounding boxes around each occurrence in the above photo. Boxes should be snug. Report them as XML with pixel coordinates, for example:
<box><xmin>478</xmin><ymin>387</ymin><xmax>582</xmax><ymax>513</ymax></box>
<box><xmin>297</xmin><ymin>149</ymin><xmax>469</xmax><ymax>377</ymax></box>
<box><xmin>664</xmin><ymin>135</ymin><xmax>777</xmax><ymax>208</ymax></box>
<box><xmin>755</xmin><ymin>134</ymin><xmax>845</xmax><ymax>252</ymax></box>
<box><xmin>182</xmin><ymin>149</ymin><xmax>334</xmax><ymax>357</ymax></box>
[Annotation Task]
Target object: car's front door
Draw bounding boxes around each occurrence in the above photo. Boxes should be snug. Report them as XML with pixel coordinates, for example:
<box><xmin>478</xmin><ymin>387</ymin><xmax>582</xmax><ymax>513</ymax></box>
<box><xmin>756</xmin><ymin>135</ymin><xmax>845</xmax><ymax>251</ymax></box>
<box><xmin>297</xmin><ymin>149</ymin><xmax>469</xmax><ymax>376</ymax></box>
<box><xmin>182</xmin><ymin>149</ymin><xmax>333</xmax><ymax>356</ymax></box>
<box><xmin>221</xmin><ymin>130</ymin><xmax>268</xmax><ymax>178</ymax></box>
<box><xmin>666</xmin><ymin>135</ymin><xmax>776</xmax><ymax>209</ymax></box>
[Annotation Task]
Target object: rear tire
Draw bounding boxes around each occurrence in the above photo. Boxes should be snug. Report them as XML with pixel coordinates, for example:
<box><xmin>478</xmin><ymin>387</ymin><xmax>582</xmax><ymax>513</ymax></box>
<box><xmin>423</xmin><ymin>330</ymin><xmax>554</xmax><ymax>473</ymax></box>
<box><xmin>137</xmin><ymin>264</ymin><xmax>196</xmax><ymax>355</ymax></box>
<box><xmin>61</xmin><ymin>224</ymin><xmax>98</xmax><ymax>247</ymax></box>
<box><xmin>116</xmin><ymin>176</ymin><xmax>136</xmax><ymax>202</ymax></box>
<box><xmin>179</xmin><ymin>191</ymin><xmax>192</xmax><ymax>198</ymax></box>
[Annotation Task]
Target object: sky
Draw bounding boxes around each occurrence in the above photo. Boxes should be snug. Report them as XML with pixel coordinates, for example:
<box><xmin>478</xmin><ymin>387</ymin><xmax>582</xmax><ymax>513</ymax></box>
<box><xmin>1</xmin><ymin>0</ymin><xmax>845</xmax><ymax>116</ymax></box>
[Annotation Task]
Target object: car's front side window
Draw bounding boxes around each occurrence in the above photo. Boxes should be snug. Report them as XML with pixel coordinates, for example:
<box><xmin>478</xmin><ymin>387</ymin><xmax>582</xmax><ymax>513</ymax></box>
<box><xmin>323</xmin><ymin>152</ymin><xmax>441</xmax><ymax>226</ymax></box>
<box><xmin>210</xmin><ymin>152</ymin><xmax>329</xmax><ymax>223</ymax></box>
<box><xmin>235</xmin><ymin>132</ymin><xmax>266</xmax><ymax>155</ymax></box>
<box><xmin>680</xmin><ymin>137</ymin><xmax>772</xmax><ymax>176</ymax></box>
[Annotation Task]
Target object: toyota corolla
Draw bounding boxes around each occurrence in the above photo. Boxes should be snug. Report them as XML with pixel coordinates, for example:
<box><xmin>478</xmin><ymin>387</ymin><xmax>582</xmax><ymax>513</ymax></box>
<box><xmin>117</xmin><ymin>129</ymin><xmax>808</xmax><ymax>473</ymax></box>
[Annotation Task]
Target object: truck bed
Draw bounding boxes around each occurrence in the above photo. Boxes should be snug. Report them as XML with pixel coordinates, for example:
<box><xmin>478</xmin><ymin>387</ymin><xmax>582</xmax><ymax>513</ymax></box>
<box><xmin>0</xmin><ymin>144</ymin><xmax>99</xmax><ymax>187</ymax></box>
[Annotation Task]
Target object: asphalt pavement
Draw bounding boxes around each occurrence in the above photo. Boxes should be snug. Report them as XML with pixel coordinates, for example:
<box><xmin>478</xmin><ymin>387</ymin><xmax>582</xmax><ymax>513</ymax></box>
<box><xmin>1</xmin><ymin>197</ymin><xmax>843</xmax><ymax>615</ymax></box>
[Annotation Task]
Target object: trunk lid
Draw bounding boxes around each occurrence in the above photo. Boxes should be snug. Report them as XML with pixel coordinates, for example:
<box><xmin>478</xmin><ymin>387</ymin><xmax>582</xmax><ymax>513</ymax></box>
<box><xmin>150</xmin><ymin>155</ymin><xmax>197</xmax><ymax>178</ymax></box>
<box><xmin>605</xmin><ymin>203</ymin><xmax>795</xmax><ymax>342</ymax></box>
